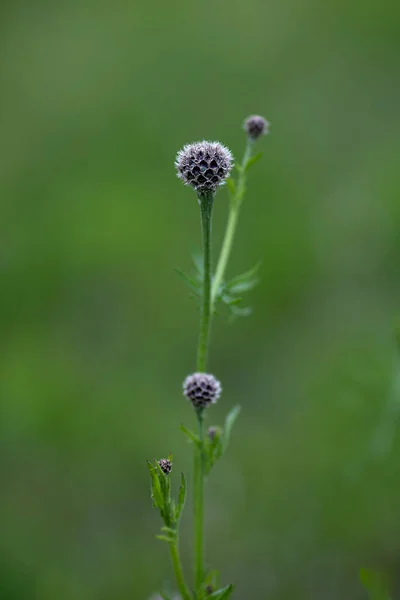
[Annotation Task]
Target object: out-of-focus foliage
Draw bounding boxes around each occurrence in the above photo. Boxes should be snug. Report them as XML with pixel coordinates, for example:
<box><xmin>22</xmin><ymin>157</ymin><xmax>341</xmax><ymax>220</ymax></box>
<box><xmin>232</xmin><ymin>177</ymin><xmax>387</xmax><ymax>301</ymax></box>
<box><xmin>0</xmin><ymin>0</ymin><xmax>400</xmax><ymax>598</ymax></box>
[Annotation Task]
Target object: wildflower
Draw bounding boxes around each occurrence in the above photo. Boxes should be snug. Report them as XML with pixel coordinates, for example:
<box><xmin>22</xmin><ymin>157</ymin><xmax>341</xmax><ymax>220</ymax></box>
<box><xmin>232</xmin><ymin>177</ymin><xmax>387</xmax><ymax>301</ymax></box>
<box><xmin>175</xmin><ymin>141</ymin><xmax>233</xmax><ymax>194</ymax></box>
<box><xmin>183</xmin><ymin>373</ymin><xmax>222</xmax><ymax>408</ymax></box>
<box><xmin>243</xmin><ymin>115</ymin><xmax>269</xmax><ymax>140</ymax></box>
<box><xmin>158</xmin><ymin>458</ymin><xmax>172</xmax><ymax>475</ymax></box>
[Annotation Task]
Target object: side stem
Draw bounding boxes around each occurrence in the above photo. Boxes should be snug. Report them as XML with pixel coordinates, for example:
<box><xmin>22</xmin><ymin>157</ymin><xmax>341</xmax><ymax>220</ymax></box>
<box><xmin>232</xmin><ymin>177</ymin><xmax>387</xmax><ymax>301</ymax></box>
<box><xmin>211</xmin><ymin>139</ymin><xmax>253</xmax><ymax>306</ymax></box>
<box><xmin>170</xmin><ymin>542</ymin><xmax>192</xmax><ymax>600</ymax></box>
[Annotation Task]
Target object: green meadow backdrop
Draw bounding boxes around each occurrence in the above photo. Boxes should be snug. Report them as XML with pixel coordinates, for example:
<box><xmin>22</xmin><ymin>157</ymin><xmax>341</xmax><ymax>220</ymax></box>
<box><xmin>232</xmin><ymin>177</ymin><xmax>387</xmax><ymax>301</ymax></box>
<box><xmin>1</xmin><ymin>0</ymin><xmax>399</xmax><ymax>598</ymax></box>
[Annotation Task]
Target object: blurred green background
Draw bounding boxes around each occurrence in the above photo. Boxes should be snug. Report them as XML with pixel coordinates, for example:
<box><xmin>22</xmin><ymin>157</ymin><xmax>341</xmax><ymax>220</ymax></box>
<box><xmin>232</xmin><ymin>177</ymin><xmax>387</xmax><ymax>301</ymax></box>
<box><xmin>1</xmin><ymin>0</ymin><xmax>400</xmax><ymax>598</ymax></box>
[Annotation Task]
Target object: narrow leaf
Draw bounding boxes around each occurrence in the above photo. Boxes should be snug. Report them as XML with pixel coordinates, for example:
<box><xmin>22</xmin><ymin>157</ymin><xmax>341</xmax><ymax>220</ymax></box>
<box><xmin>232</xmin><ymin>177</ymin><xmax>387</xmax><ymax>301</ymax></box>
<box><xmin>222</xmin><ymin>294</ymin><xmax>243</xmax><ymax>306</ymax></box>
<box><xmin>161</xmin><ymin>526</ymin><xmax>176</xmax><ymax>536</ymax></box>
<box><xmin>228</xmin><ymin>278</ymin><xmax>259</xmax><ymax>294</ymax></box>
<box><xmin>155</xmin><ymin>535</ymin><xmax>174</xmax><ymax>544</ymax></box>
<box><xmin>244</xmin><ymin>152</ymin><xmax>263</xmax><ymax>171</ymax></box>
<box><xmin>225</xmin><ymin>262</ymin><xmax>261</xmax><ymax>291</ymax></box>
<box><xmin>175</xmin><ymin>268</ymin><xmax>202</xmax><ymax>295</ymax></box>
<box><xmin>208</xmin><ymin>584</ymin><xmax>234</xmax><ymax>599</ymax></box>
<box><xmin>147</xmin><ymin>461</ymin><xmax>163</xmax><ymax>509</ymax></box>
<box><xmin>180</xmin><ymin>424</ymin><xmax>201</xmax><ymax>446</ymax></box>
<box><xmin>223</xmin><ymin>406</ymin><xmax>241</xmax><ymax>452</ymax></box>
<box><xmin>175</xmin><ymin>472</ymin><xmax>187</xmax><ymax>521</ymax></box>
<box><xmin>229</xmin><ymin>305</ymin><xmax>252</xmax><ymax>320</ymax></box>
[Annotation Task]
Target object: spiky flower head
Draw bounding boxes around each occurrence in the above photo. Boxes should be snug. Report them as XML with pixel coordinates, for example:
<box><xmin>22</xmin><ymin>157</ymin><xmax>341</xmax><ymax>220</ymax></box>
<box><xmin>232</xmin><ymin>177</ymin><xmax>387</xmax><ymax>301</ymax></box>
<box><xmin>244</xmin><ymin>115</ymin><xmax>270</xmax><ymax>140</ymax></box>
<box><xmin>183</xmin><ymin>372</ymin><xmax>222</xmax><ymax>408</ymax></box>
<box><xmin>158</xmin><ymin>458</ymin><xmax>172</xmax><ymax>475</ymax></box>
<box><xmin>175</xmin><ymin>141</ymin><xmax>233</xmax><ymax>195</ymax></box>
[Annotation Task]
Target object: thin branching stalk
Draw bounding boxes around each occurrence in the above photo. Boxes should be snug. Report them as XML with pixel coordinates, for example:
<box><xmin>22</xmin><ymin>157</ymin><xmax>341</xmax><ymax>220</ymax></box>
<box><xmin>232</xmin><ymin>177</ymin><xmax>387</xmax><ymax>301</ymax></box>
<box><xmin>211</xmin><ymin>139</ymin><xmax>254</xmax><ymax>306</ymax></box>
<box><xmin>169</xmin><ymin>543</ymin><xmax>192</xmax><ymax>600</ymax></box>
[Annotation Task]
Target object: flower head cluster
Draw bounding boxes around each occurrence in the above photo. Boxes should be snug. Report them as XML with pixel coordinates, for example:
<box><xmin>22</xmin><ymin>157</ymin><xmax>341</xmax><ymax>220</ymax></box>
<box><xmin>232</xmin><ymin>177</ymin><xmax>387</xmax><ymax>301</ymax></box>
<box><xmin>158</xmin><ymin>458</ymin><xmax>172</xmax><ymax>475</ymax></box>
<box><xmin>243</xmin><ymin>115</ymin><xmax>270</xmax><ymax>140</ymax></box>
<box><xmin>183</xmin><ymin>372</ymin><xmax>222</xmax><ymax>408</ymax></box>
<box><xmin>175</xmin><ymin>141</ymin><xmax>233</xmax><ymax>194</ymax></box>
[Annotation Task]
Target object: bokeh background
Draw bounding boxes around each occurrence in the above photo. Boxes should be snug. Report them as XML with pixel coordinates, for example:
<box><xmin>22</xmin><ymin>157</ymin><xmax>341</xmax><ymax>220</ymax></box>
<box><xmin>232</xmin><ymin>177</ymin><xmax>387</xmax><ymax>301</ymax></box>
<box><xmin>1</xmin><ymin>0</ymin><xmax>400</xmax><ymax>598</ymax></box>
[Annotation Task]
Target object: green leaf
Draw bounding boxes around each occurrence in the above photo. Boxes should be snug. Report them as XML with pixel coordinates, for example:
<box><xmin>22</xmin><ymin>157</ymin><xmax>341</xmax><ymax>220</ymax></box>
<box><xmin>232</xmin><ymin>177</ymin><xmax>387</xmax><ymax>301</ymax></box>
<box><xmin>161</xmin><ymin>526</ymin><xmax>176</xmax><ymax>536</ymax></box>
<box><xmin>222</xmin><ymin>294</ymin><xmax>243</xmax><ymax>306</ymax></box>
<box><xmin>175</xmin><ymin>268</ymin><xmax>202</xmax><ymax>295</ymax></box>
<box><xmin>180</xmin><ymin>424</ymin><xmax>201</xmax><ymax>446</ymax></box>
<box><xmin>229</xmin><ymin>305</ymin><xmax>252</xmax><ymax>320</ymax></box>
<box><xmin>223</xmin><ymin>406</ymin><xmax>241</xmax><ymax>452</ymax></box>
<box><xmin>159</xmin><ymin>592</ymin><xmax>171</xmax><ymax>600</ymax></box>
<box><xmin>155</xmin><ymin>534</ymin><xmax>174</xmax><ymax>544</ymax></box>
<box><xmin>208</xmin><ymin>584</ymin><xmax>234</xmax><ymax>599</ymax></box>
<box><xmin>244</xmin><ymin>152</ymin><xmax>263</xmax><ymax>171</ymax></box>
<box><xmin>175</xmin><ymin>472</ymin><xmax>187</xmax><ymax>521</ymax></box>
<box><xmin>228</xmin><ymin>278</ymin><xmax>259</xmax><ymax>294</ymax></box>
<box><xmin>225</xmin><ymin>262</ymin><xmax>261</xmax><ymax>292</ymax></box>
<box><xmin>359</xmin><ymin>568</ymin><xmax>391</xmax><ymax>600</ymax></box>
<box><xmin>226</xmin><ymin>177</ymin><xmax>236</xmax><ymax>195</ymax></box>
<box><xmin>147</xmin><ymin>461</ymin><xmax>163</xmax><ymax>509</ymax></box>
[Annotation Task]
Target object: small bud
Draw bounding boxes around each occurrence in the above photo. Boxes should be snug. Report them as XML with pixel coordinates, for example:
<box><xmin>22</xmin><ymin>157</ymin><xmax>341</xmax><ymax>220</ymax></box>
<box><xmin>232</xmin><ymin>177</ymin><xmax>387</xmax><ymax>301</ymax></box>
<box><xmin>208</xmin><ymin>426</ymin><xmax>222</xmax><ymax>441</ymax></box>
<box><xmin>208</xmin><ymin>426</ymin><xmax>217</xmax><ymax>440</ymax></box>
<box><xmin>175</xmin><ymin>141</ymin><xmax>233</xmax><ymax>194</ymax></box>
<box><xmin>158</xmin><ymin>458</ymin><xmax>172</xmax><ymax>475</ymax></box>
<box><xmin>183</xmin><ymin>373</ymin><xmax>222</xmax><ymax>409</ymax></box>
<box><xmin>243</xmin><ymin>115</ymin><xmax>270</xmax><ymax>140</ymax></box>
<box><xmin>205</xmin><ymin>584</ymin><xmax>214</xmax><ymax>595</ymax></box>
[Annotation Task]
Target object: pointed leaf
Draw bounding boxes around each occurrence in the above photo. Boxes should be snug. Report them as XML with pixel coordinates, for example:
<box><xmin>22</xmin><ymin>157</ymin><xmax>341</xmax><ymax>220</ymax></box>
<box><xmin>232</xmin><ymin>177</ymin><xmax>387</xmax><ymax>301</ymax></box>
<box><xmin>228</xmin><ymin>278</ymin><xmax>259</xmax><ymax>294</ymax></box>
<box><xmin>147</xmin><ymin>461</ymin><xmax>163</xmax><ymax>509</ymax></box>
<box><xmin>223</xmin><ymin>406</ymin><xmax>241</xmax><ymax>452</ymax></box>
<box><xmin>225</xmin><ymin>263</ymin><xmax>261</xmax><ymax>292</ymax></box>
<box><xmin>229</xmin><ymin>305</ymin><xmax>252</xmax><ymax>320</ymax></box>
<box><xmin>175</xmin><ymin>472</ymin><xmax>187</xmax><ymax>521</ymax></box>
<box><xmin>180</xmin><ymin>424</ymin><xmax>201</xmax><ymax>446</ymax></box>
<box><xmin>244</xmin><ymin>152</ymin><xmax>263</xmax><ymax>171</ymax></box>
<box><xmin>208</xmin><ymin>584</ymin><xmax>234</xmax><ymax>599</ymax></box>
<box><xmin>175</xmin><ymin>268</ymin><xmax>202</xmax><ymax>295</ymax></box>
<box><xmin>159</xmin><ymin>592</ymin><xmax>171</xmax><ymax>600</ymax></box>
<box><xmin>222</xmin><ymin>294</ymin><xmax>243</xmax><ymax>306</ymax></box>
<box><xmin>155</xmin><ymin>534</ymin><xmax>174</xmax><ymax>544</ymax></box>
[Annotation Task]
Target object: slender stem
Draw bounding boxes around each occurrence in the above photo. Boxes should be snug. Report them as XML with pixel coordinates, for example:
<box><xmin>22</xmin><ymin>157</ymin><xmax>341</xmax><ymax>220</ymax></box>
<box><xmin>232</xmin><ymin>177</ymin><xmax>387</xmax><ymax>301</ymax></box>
<box><xmin>196</xmin><ymin>193</ymin><xmax>214</xmax><ymax>372</ymax></box>
<box><xmin>194</xmin><ymin>192</ymin><xmax>214</xmax><ymax>594</ymax></box>
<box><xmin>170</xmin><ymin>542</ymin><xmax>193</xmax><ymax>600</ymax></box>
<box><xmin>194</xmin><ymin>410</ymin><xmax>205</xmax><ymax>592</ymax></box>
<box><xmin>211</xmin><ymin>204</ymin><xmax>240</xmax><ymax>307</ymax></box>
<box><xmin>211</xmin><ymin>139</ymin><xmax>254</xmax><ymax>306</ymax></box>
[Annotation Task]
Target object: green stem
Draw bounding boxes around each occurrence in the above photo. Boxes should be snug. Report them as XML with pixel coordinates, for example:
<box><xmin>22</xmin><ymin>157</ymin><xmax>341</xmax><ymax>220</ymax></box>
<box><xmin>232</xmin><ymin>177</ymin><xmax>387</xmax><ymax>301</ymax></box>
<box><xmin>211</xmin><ymin>139</ymin><xmax>254</xmax><ymax>306</ymax></box>
<box><xmin>194</xmin><ymin>192</ymin><xmax>214</xmax><ymax>594</ymax></box>
<box><xmin>197</xmin><ymin>193</ymin><xmax>214</xmax><ymax>372</ymax></box>
<box><xmin>170</xmin><ymin>542</ymin><xmax>192</xmax><ymax>600</ymax></box>
<box><xmin>194</xmin><ymin>410</ymin><xmax>205</xmax><ymax>592</ymax></box>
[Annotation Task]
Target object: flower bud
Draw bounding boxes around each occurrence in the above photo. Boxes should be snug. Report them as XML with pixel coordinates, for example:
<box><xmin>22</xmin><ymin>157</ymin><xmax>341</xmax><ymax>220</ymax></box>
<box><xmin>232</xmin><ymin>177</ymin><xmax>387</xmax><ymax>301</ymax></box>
<box><xmin>175</xmin><ymin>141</ymin><xmax>233</xmax><ymax>194</ymax></box>
<box><xmin>243</xmin><ymin>115</ymin><xmax>269</xmax><ymax>140</ymax></box>
<box><xmin>158</xmin><ymin>458</ymin><xmax>172</xmax><ymax>475</ymax></box>
<box><xmin>183</xmin><ymin>372</ymin><xmax>222</xmax><ymax>408</ymax></box>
